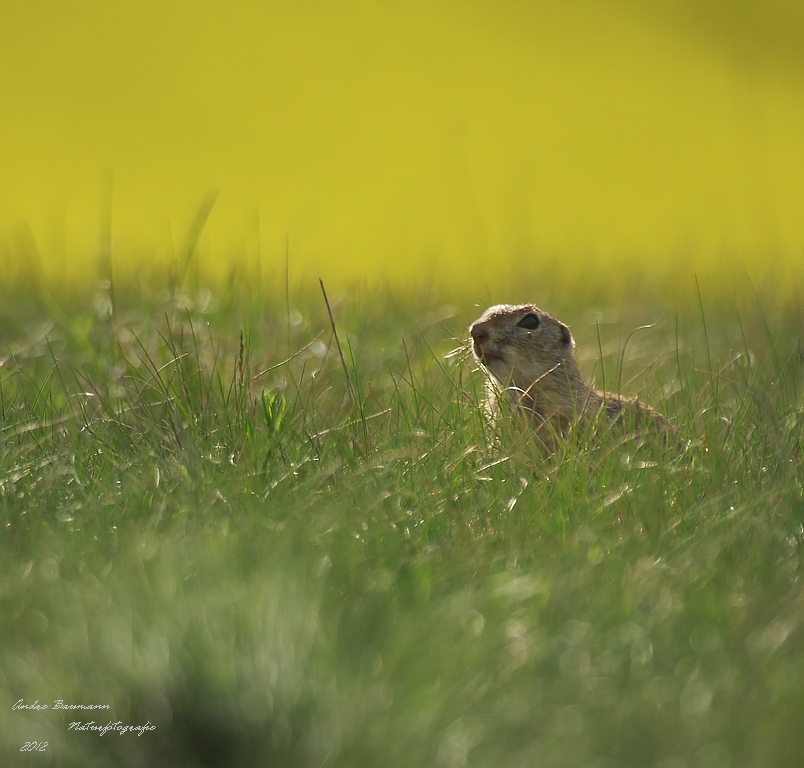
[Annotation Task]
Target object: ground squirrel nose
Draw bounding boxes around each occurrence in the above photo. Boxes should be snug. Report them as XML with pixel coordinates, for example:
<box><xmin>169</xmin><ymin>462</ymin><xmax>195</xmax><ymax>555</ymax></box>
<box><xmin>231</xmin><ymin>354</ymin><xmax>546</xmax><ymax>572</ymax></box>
<box><xmin>470</xmin><ymin>323</ymin><xmax>488</xmax><ymax>345</ymax></box>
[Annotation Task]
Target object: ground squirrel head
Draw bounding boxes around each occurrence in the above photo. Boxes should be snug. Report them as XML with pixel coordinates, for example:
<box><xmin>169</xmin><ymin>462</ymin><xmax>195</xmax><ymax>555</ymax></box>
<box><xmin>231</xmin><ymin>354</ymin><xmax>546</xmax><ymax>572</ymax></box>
<box><xmin>469</xmin><ymin>304</ymin><xmax>581</xmax><ymax>397</ymax></box>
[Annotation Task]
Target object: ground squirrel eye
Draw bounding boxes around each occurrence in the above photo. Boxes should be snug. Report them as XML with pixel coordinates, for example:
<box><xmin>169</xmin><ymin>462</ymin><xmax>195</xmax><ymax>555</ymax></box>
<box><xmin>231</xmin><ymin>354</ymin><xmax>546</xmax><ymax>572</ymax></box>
<box><xmin>517</xmin><ymin>313</ymin><xmax>540</xmax><ymax>330</ymax></box>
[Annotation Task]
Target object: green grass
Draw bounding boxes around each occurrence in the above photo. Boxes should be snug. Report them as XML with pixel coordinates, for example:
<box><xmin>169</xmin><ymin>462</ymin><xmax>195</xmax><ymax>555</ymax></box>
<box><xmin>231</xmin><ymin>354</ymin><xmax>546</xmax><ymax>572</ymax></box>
<box><xmin>1</xmin><ymin>274</ymin><xmax>803</xmax><ymax>767</ymax></box>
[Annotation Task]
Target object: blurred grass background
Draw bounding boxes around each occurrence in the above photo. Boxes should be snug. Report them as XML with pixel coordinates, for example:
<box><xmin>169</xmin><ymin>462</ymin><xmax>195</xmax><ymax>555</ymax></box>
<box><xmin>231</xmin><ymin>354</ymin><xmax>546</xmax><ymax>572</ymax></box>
<box><xmin>2</xmin><ymin>277</ymin><xmax>804</xmax><ymax>767</ymax></box>
<box><xmin>1</xmin><ymin>0</ymin><xmax>804</xmax><ymax>293</ymax></box>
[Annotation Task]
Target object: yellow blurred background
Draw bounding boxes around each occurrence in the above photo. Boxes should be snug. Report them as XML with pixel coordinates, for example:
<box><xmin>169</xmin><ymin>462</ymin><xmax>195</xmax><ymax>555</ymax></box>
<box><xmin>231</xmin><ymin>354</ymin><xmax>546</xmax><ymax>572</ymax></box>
<box><xmin>1</xmin><ymin>0</ymin><xmax>803</xmax><ymax>292</ymax></box>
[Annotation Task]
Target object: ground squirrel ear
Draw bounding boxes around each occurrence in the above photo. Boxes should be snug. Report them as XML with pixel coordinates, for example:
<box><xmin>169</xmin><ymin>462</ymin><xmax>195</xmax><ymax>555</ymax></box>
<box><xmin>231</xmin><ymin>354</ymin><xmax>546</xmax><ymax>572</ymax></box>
<box><xmin>559</xmin><ymin>323</ymin><xmax>573</xmax><ymax>346</ymax></box>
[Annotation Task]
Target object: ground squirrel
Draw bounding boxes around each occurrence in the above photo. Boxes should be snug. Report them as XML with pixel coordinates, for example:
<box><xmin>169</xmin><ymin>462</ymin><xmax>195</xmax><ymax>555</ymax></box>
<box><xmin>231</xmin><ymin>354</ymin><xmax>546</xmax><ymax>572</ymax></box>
<box><xmin>469</xmin><ymin>303</ymin><xmax>672</xmax><ymax>447</ymax></box>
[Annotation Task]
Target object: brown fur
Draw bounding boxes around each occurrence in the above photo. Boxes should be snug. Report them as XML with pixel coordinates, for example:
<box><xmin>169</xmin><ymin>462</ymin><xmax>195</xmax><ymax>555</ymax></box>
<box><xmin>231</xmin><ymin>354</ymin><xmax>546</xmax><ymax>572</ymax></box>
<box><xmin>469</xmin><ymin>303</ymin><xmax>672</xmax><ymax>448</ymax></box>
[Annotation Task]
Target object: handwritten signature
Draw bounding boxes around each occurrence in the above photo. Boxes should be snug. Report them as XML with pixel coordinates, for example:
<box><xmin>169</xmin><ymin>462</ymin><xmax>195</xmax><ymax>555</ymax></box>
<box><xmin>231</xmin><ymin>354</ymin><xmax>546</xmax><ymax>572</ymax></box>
<box><xmin>13</xmin><ymin>699</ymin><xmax>111</xmax><ymax>711</ymax></box>
<box><xmin>68</xmin><ymin>721</ymin><xmax>155</xmax><ymax>736</ymax></box>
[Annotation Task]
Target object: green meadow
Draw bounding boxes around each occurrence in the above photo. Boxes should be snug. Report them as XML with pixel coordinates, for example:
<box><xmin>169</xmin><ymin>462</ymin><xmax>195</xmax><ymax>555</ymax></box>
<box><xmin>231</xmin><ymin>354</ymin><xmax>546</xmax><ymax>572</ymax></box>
<box><xmin>2</xmin><ymin>261</ymin><xmax>803</xmax><ymax>767</ymax></box>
